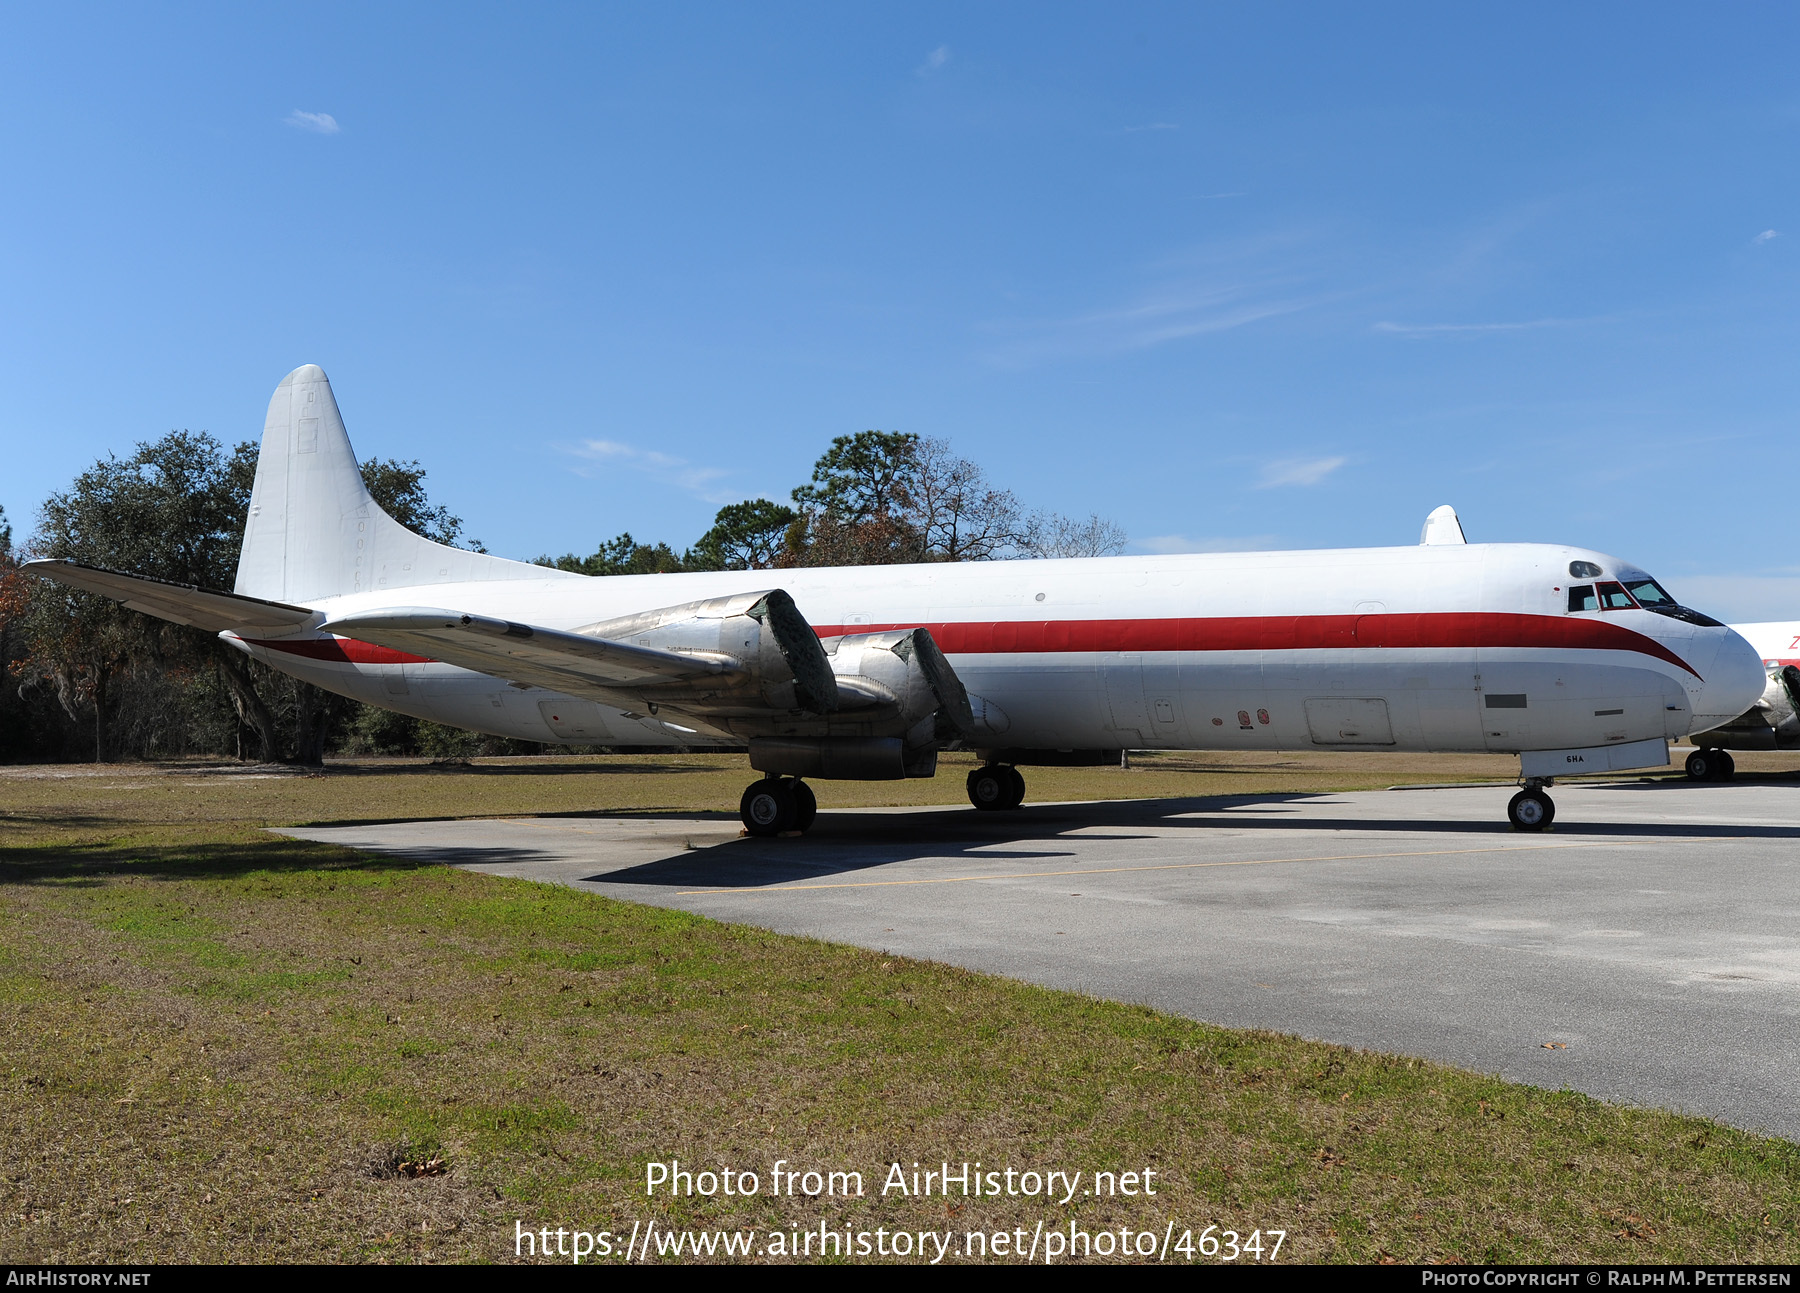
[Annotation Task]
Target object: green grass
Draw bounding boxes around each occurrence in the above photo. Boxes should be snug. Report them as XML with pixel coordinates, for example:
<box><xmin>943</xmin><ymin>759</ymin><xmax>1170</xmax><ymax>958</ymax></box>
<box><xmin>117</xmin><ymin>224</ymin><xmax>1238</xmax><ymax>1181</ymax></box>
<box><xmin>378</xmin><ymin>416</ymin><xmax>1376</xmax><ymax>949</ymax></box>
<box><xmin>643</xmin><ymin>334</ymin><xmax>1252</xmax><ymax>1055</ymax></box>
<box><xmin>3</xmin><ymin>754</ymin><xmax>1800</xmax><ymax>1263</ymax></box>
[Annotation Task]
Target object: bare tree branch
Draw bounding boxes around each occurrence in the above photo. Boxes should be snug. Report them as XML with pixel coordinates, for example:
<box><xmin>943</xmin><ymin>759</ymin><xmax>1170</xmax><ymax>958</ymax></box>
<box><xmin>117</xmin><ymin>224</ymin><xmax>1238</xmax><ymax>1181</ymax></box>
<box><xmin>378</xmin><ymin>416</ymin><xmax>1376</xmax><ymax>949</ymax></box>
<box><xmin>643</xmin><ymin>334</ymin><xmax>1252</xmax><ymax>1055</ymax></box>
<box><xmin>1016</xmin><ymin>511</ymin><xmax>1129</xmax><ymax>559</ymax></box>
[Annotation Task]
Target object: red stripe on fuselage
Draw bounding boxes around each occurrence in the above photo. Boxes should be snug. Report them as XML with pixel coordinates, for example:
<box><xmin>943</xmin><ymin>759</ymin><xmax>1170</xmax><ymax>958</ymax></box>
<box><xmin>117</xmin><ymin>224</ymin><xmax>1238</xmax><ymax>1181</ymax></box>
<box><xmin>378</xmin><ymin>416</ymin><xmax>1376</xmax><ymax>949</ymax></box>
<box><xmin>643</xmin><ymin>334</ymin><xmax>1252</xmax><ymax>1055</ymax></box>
<box><xmin>812</xmin><ymin>612</ymin><xmax>1702</xmax><ymax>678</ymax></box>
<box><xmin>245</xmin><ymin>611</ymin><xmax>1701</xmax><ymax>678</ymax></box>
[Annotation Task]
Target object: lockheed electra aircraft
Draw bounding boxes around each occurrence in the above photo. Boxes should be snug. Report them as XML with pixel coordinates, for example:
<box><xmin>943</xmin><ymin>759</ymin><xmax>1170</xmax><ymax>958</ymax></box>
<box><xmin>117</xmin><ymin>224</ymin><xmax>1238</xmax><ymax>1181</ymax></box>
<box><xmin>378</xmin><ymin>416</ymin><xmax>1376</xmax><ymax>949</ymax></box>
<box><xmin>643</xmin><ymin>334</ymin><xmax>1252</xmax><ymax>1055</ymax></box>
<box><xmin>1682</xmin><ymin>620</ymin><xmax>1800</xmax><ymax>780</ymax></box>
<box><xmin>28</xmin><ymin>365</ymin><xmax>1766</xmax><ymax>836</ymax></box>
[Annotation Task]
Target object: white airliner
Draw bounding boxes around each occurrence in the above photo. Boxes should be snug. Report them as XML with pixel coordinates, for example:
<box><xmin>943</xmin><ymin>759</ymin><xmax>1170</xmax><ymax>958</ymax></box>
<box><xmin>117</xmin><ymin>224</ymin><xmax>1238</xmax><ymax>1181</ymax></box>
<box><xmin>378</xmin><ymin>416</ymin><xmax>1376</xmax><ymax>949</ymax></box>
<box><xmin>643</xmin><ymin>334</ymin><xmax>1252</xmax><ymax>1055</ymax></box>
<box><xmin>1682</xmin><ymin>621</ymin><xmax>1800</xmax><ymax>779</ymax></box>
<box><xmin>27</xmin><ymin>365</ymin><xmax>1766</xmax><ymax>835</ymax></box>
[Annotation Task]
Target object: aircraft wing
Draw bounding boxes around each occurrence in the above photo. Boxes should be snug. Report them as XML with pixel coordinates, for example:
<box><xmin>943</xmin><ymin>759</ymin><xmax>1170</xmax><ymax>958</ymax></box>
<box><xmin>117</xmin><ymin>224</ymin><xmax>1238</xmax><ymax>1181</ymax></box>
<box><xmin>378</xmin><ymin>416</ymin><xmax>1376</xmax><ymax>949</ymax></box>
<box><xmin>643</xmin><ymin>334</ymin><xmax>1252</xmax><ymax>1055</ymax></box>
<box><xmin>24</xmin><ymin>560</ymin><xmax>318</xmax><ymax>633</ymax></box>
<box><xmin>319</xmin><ymin>607</ymin><xmax>738</xmax><ymax>694</ymax></box>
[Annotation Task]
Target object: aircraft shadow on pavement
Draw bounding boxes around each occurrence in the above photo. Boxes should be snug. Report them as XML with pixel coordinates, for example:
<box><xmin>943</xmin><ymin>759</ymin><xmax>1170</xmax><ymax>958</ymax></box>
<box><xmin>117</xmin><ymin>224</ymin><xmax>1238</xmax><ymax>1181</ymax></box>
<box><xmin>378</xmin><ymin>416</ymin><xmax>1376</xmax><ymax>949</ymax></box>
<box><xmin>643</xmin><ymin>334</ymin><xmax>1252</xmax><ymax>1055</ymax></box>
<box><xmin>286</xmin><ymin>789</ymin><xmax>1800</xmax><ymax>891</ymax></box>
<box><xmin>578</xmin><ymin>789</ymin><xmax>1800</xmax><ymax>890</ymax></box>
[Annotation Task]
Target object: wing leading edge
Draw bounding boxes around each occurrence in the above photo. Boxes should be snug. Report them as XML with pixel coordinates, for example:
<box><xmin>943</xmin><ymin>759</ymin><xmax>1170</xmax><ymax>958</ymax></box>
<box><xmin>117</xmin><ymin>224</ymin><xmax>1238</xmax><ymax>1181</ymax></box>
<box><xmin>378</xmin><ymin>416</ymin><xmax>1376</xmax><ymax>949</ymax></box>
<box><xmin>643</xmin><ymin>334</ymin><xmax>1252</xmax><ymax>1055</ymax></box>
<box><xmin>323</xmin><ymin>589</ymin><xmax>840</xmax><ymax>725</ymax></box>
<box><xmin>318</xmin><ymin>607</ymin><xmax>737</xmax><ymax>697</ymax></box>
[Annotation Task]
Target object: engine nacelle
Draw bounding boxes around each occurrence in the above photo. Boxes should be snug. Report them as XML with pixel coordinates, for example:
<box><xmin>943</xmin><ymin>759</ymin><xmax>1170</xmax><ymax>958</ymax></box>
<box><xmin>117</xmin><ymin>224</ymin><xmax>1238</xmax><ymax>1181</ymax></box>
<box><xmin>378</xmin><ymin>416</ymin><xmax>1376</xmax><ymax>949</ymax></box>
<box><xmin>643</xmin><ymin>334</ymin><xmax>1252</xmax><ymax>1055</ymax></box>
<box><xmin>577</xmin><ymin>589</ymin><xmax>837</xmax><ymax>717</ymax></box>
<box><xmin>750</xmin><ymin>735</ymin><xmax>915</xmax><ymax>780</ymax></box>
<box><xmin>823</xmin><ymin>627</ymin><xmax>975</xmax><ymax>745</ymax></box>
<box><xmin>745</xmin><ymin>629</ymin><xmax>974</xmax><ymax>779</ymax></box>
<box><xmin>575</xmin><ymin>598</ymin><xmax>974</xmax><ymax>766</ymax></box>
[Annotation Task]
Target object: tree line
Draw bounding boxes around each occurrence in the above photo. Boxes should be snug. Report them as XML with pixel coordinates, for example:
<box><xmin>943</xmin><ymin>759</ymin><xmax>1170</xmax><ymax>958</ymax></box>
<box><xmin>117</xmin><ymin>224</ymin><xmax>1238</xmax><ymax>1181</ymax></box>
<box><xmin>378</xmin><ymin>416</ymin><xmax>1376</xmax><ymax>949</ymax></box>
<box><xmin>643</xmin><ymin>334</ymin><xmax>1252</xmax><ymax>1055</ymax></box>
<box><xmin>538</xmin><ymin>431</ymin><xmax>1124</xmax><ymax>575</ymax></box>
<box><xmin>0</xmin><ymin>429</ymin><xmax>1124</xmax><ymax>765</ymax></box>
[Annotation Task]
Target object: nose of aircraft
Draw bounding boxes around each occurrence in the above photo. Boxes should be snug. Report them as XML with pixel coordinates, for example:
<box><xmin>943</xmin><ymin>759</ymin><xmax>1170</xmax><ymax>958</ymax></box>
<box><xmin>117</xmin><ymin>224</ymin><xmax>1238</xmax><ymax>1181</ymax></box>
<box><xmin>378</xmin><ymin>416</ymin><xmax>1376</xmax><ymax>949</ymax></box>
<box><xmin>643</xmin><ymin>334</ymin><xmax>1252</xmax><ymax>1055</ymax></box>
<box><xmin>1689</xmin><ymin>626</ymin><xmax>1768</xmax><ymax>731</ymax></box>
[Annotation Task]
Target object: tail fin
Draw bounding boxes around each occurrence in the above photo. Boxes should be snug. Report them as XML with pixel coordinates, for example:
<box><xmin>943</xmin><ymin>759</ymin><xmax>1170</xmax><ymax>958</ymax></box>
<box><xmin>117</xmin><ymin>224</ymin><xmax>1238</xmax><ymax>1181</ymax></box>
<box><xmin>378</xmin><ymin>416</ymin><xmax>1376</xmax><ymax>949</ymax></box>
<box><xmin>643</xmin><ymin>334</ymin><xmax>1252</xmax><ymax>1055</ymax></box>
<box><xmin>235</xmin><ymin>365</ymin><xmax>562</xmax><ymax>603</ymax></box>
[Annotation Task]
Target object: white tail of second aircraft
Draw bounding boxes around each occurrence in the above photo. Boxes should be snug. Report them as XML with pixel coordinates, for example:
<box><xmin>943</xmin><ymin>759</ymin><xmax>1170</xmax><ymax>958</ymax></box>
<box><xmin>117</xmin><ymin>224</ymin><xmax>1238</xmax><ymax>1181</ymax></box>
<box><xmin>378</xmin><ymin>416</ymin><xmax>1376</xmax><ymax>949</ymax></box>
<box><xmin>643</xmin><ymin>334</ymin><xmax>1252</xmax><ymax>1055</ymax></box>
<box><xmin>234</xmin><ymin>365</ymin><xmax>557</xmax><ymax>604</ymax></box>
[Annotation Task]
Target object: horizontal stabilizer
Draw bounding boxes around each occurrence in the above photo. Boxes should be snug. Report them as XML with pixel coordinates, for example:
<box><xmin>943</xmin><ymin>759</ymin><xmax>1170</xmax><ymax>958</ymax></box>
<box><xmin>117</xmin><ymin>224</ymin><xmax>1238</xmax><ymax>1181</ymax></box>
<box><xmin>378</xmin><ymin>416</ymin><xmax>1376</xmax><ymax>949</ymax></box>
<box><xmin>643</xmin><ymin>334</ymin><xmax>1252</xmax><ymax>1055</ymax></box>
<box><xmin>25</xmin><ymin>560</ymin><xmax>318</xmax><ymax>634</ymax></box>
<box><xmin>318</xmin><ymin>607</ymin><xmax>737</xmax><ymax>696</ymax></box>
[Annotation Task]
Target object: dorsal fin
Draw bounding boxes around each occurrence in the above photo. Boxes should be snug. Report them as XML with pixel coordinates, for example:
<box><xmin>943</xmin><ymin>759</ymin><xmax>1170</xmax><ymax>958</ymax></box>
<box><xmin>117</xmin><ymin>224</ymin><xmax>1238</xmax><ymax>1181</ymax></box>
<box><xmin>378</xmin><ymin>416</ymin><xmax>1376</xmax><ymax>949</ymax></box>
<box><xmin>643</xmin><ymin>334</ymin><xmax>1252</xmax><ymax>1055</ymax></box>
<box><xmin>1419</xmin><ymin>505</ymin><xmax>1467</xmax><ymax>546</ymax></box>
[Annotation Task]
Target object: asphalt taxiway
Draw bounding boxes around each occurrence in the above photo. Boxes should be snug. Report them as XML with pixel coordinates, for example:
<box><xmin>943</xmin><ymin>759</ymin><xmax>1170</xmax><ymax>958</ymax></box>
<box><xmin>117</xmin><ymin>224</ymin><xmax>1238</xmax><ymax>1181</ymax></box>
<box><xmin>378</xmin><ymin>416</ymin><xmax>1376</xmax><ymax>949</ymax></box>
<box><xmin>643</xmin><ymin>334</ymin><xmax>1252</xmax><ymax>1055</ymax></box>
<box><xmin>281</xmin><ymin>780</ymin><xmax>1800</xmax><ymax>1139</ymax></box>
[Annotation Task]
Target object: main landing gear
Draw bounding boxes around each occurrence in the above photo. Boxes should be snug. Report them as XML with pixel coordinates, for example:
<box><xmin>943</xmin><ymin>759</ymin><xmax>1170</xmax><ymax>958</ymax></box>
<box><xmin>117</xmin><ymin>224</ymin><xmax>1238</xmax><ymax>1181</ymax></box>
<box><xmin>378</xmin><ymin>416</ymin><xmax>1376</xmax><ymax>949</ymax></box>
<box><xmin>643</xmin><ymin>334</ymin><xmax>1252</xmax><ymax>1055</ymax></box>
<box><xmin>739</xmin><ymin>777</ymin><xmax>818</xmax><ymax>837</ymax></box>
<box><xmin>1507</xmin><ymin>778</ymin><xmax>1556</xmax><ymax>832</ymax></box>
<box><xmin>1684</xmin><ymin>748</ymin><xmax>1736</xmax><ymax>782</ymax></box>
<box><xmin>967</xmin><ymin>763</ymin><xmax>1026</xmax><ymax>811</ymax></box>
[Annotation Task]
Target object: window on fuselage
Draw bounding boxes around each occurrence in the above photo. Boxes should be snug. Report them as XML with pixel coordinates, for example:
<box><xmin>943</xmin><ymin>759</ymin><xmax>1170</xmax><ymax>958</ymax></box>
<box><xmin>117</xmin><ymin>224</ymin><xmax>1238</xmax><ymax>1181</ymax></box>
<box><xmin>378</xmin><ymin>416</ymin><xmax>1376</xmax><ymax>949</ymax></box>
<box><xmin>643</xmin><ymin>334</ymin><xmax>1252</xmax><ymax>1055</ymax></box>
<box><xmin>1568</xmin><ymin>585</ymin><xmax>1598</xmax><ymax>612</ymax></box>
<box><xmin>1596</xmin><ymin>581</ymin><xmax>1638</xmax><ymax>610</ymax></box>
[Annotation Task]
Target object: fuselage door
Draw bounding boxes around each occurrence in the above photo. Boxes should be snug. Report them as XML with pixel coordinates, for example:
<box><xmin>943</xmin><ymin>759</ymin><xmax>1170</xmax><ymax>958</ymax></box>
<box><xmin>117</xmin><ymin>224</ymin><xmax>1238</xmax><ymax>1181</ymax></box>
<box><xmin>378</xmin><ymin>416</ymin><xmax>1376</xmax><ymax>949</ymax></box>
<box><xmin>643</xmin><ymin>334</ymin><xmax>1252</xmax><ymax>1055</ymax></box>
<box><xmin>1303</xmin><ymin>697</ymin><xmax>1395</xmax><ymax>746</ymax></box>
<box><xmin>1102</xmin><ymin>653</ymin><xmax>1148</xmax><ymax>743</ymax></box>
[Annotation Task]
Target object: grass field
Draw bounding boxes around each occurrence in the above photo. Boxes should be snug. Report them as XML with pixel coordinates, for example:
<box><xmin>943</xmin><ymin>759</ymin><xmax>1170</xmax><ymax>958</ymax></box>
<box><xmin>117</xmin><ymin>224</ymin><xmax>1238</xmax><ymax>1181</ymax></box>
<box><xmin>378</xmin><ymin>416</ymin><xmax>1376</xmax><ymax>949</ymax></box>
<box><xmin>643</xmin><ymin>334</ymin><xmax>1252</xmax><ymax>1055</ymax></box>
<box><xmin>4</xmin><ymin>749</ymin><xmax>1800</xmax><ymax>1264</ymax></box>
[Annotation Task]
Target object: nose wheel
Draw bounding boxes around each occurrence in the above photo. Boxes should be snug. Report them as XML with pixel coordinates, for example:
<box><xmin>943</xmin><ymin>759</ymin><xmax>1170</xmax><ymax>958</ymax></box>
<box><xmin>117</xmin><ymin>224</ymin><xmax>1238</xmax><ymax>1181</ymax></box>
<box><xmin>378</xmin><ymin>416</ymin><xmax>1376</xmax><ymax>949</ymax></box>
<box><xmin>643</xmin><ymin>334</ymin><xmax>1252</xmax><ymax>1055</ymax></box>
<box><xmin>967</xmin><ymin>764</ymin><xmax>1026</xmax><ymax>810</ymax></box>
<box><xmin>1684</xmin><ymin>748</ymin><xmax>1736</xmax><ymax>781</ymax></box>
<box><xmin>1507</xmin><ymin>786</ymin><xmax>1556</xmax><ymax>832</ymax></box>
<box><xmin>740</xmin><ymin>777</ymin><xmax>818</xmax><ymax>836</ymax></box>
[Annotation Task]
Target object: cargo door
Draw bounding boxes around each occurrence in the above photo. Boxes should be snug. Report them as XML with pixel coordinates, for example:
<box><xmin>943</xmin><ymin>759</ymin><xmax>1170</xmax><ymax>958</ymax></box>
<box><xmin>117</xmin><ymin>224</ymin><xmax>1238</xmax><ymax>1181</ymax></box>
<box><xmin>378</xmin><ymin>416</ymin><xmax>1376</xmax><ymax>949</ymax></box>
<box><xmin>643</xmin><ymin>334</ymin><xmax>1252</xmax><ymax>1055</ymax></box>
<box><xmin>1303</xmin><ymin>697</ymin><xmax>1395</xmax><ymax>746</ymax></box>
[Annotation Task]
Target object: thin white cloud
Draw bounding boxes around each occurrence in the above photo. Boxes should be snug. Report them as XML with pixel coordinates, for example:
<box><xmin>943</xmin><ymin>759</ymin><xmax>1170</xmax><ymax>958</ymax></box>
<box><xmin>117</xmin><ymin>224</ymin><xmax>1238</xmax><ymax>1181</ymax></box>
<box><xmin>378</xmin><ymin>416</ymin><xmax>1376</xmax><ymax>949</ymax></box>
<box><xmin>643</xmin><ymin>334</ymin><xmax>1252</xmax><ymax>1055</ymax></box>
<box><xmin>284</xmin><ymin>110</ymin><xmax>340</xmax><ymax>135</ymax></box>
<box><xmin>981</xmin><ymin>230</ymin><xmax>1330</xmax><ymax>367</ymax></box>
<box><xmin>983</xmin><ymin>285</ymin><xmax>1314</xmax><ymax>366</ymax></box>
<box><xmin>1256</xmin><ymin>456</ymin><xmax>1346</xmax><ymax>488</ymax></box>
<box><xmin>1373</xmin><ymin>317</ymin><xmax>1588</xmax><ymax>337</ymax></box>
<box><xmin>917</xmin><ymin>45</ymin><xmax>950</xmax><ymax>75</ymax></box>
<box><xmin>565</xmin><ymin>439</ymin><xmax>738</xmax><ymax>503</ymax></box>
<box><xmin>1422</xmin><ymin>200</ymin><xmax>1560</xmax><ymax>290</ymax></box>
<box><xmin>1086</xmin><ymin>292</ymin><xmax>1306</xmax><ymax>346</ymax></box>
<box><xmin>1138</xmin><ymin>533</ymin><xmax>1282</xmax><ymax>555</ymax></box>
<box><xmin>1754</xmin><ymin>229</ymin><xmax>1780</xmax><ymax>245</ymax></box>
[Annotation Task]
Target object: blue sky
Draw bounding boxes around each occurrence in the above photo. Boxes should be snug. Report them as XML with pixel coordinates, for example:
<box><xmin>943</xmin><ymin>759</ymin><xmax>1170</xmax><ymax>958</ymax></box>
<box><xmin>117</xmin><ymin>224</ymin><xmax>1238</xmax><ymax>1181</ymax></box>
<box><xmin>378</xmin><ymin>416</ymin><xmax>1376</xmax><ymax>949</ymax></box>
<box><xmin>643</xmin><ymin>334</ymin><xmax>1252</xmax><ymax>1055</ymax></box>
<box><xmin>2</xmin><ymin>4</ymin><xmax>1797</xmax><ymax>617</ymax></box>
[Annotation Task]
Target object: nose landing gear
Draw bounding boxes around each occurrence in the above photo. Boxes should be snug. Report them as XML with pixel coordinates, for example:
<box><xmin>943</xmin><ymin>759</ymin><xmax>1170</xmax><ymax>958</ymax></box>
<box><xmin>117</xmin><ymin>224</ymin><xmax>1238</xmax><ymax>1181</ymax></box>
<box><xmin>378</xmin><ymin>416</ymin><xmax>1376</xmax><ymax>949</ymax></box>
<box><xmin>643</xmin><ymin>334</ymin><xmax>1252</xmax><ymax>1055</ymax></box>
<box><xmin>739</xmin><ymin>777</ymin><xmax>819</xmax><ymax>837</ymax></box>
<box><xmin>967</xmin><ymin>763</ymin><xmax>1026</xmax><ymax>811</ymax></box>
<box><xmin>1507</xmin><ymin>778</ymin><xmax>1556</xmax><ymax>832</ymax></box>
<box><xmin>1684</xmin><ymin>748</ymin><xmax>1736</xmax><ymax>781</ymax></box>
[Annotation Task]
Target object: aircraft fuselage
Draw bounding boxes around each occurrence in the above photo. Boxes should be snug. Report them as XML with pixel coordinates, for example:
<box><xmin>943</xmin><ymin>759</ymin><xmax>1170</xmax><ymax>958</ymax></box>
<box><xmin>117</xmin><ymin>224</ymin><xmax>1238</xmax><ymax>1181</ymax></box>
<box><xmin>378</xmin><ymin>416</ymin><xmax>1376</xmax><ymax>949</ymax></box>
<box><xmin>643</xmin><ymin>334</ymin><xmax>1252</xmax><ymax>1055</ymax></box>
<box><xmin>234</xmin><ymin>540</ymin><xmax>1758</xmax><ymax>761</ymax></box>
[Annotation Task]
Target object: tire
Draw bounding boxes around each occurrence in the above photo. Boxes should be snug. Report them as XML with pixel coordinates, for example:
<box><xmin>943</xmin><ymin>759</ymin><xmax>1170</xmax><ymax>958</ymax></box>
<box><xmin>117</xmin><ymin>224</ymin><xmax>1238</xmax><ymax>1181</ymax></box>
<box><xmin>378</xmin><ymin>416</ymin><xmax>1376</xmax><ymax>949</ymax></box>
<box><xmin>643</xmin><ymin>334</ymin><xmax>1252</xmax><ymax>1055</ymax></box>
<box><xmin>967</xmin><ymin>766</ymin><xmax>1010</xmax><ymax>811</ymax></box>
<box><xmin>1507</xmin><ymin>788</ymin><xmax>1555</xmax><ymax>832</ymax></box>
<box><xmin>740</xmin><ymin>778</ymin><xmax>797</xmax><ymax>836</ymax></box>
<box><xmin>790</xmin><ymin>780</ymin><xmax>818</xmax><ymax>833</ymax></box>
<box><xmin>1714</xmin><ymin>750</ymin><xmax>1736</xmax><ymax>781</ymax></box>
<box><xmin>1685</xmin><ymin>750</ymin><xmax>1711</xmax><ymax>781</ymax></box>
<box><xmin>1002</xmin><ymin>765</ymin><xmax>1027</xmax><ymax>809</ymax></box>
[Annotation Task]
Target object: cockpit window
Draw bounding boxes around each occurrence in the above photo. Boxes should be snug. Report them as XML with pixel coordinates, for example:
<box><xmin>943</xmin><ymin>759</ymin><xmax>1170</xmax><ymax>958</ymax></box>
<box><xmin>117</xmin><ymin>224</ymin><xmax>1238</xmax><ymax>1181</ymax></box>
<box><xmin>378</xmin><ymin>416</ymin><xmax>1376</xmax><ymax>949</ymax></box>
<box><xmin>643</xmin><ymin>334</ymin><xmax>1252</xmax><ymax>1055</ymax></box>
<box><xmin>1616</xmin><ymin>573</ymin><xmax>1726</xmax><ymax>627</ymax></box>
<box><xmin>1569</xmin><ymin>560</ymin><xmax>1603</xmax><ymax>578</ymax></box>
<box><xmin>1569</xmin><ymin>581</ymin><xmax>1660</xmax><ymax>613</ymax></box>
<box><xmin>1624</xmin><ymin>578</ymin><xmax>1676</xmax><ymax>608</ymax></box>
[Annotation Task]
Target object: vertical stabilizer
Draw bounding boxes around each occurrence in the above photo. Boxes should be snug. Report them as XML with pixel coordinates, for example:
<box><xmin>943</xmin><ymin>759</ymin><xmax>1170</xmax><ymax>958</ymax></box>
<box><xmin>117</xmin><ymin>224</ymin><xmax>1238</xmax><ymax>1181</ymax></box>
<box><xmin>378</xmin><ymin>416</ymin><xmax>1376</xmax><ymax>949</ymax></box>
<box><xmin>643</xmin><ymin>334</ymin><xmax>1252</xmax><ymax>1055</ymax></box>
<box><xmin>234</xmin><ymin>365</ymin><xmax>564</xmax><ymax>604</ymax></box>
